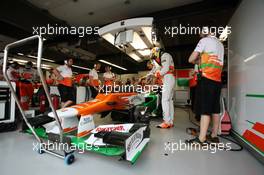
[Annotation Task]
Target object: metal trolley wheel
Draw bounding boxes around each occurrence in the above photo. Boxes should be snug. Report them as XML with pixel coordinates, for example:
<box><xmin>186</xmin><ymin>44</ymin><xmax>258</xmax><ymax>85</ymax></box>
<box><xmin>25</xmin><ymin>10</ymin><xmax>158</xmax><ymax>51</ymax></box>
<box><xmin>64</xmin><ymin>154</ymin><xmax>75</xmax><ymax>165</ymax></box>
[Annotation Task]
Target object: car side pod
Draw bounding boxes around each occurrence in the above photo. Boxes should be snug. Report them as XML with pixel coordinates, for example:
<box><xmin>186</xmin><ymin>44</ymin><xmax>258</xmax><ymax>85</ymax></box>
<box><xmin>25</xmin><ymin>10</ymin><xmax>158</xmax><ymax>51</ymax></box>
<box><xmin>48</xmin><ymin>108</ymin><xmax>96</xmax><ymax>138</ymax></box>
<box><xmin>3</xmin><ymin>35</ymin><xmax>75</xmax><ymax>165</ymax></box>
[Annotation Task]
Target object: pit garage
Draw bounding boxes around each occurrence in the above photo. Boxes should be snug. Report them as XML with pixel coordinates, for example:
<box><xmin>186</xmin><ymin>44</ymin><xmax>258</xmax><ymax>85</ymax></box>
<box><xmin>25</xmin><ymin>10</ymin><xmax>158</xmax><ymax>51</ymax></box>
<box><xmin>0</xmin><ymin>0</ymin><xmax>263</xmax><ymax>175</ymax></box>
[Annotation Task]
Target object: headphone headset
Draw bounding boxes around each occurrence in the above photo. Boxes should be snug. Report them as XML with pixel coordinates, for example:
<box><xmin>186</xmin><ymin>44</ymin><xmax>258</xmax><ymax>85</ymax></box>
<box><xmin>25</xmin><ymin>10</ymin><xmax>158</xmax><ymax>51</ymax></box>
<box><xmin>94</xmin><ymin>63</ymin><xmax>101</xmax><ymax>68</ymax></box>
<box><xmin>105</xmin><ymin>66</ymin><xmax>111</xmax><ymax>70</ymax></box>
<box><xmin>65</xmin><ymin>58</ymin><xmax>73</xmax><ymax>65</ymax></box>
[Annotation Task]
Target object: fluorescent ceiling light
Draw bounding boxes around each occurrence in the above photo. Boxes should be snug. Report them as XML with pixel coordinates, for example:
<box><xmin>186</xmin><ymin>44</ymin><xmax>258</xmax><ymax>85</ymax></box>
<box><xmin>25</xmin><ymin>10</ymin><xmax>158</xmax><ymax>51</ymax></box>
<box><xmin>98</xmin><ymin>17</ymin><xmax>155</xmax><ymax>63</ymax></box>
<box><xmin>103</xmin><ymin>32</ymin><xmax>146</xmax><ymax>60</ymax></box>
<box><xmin>41</xmin><ymin>64</ymin><xmax>52</xmax><ymax>68</ymax></box>
<box><xmin>98</xmin><ymin>60</ymin><xmax>127</xmax><ymax>71</ymax></box>
<box><xmin>138</xmin><ymin>49</ymin><xmax>151</xmax><ymax>56</ymax></box>
<box><xmin>41</xmin><ymin>67</ymin><xmax>51</xmax><ymax>70</ymax></box>
<box><xmin>42</xmin><ymin>58</ymin><xmax>55</xmax><ymax>63</ymax></box>
<box><xmin>128</xmin><ymin>53</ymin><xmax>141</xmax><ymax>62</ymax></box>
<box><xmin>27</xmin><ymin>55</ymin><xmax>55</xmax><ymax>63</ymax></box>
<box><xmin>12</xmin><ymin>59</ymin><xmax>28</xmax><ymax>63</ymax></box>
<box><xmin>12</xmin><ymin>59</ymin><xmax>51</xmax><ymax>67</ymax></box>
<box><xmin>102</xmin><ymin>33</ymin><xmax>115</xmax><ymax>45</ymax></box>
<box><xmin>72</xmin><ymin>65</ymin><xmax>91</xmax><ymax>71</ymax></box>
<box><xmin>141</xmin><ymin>27</ymin><xmax>152</xmax><ymax>44</ymax></box>
<box><xmin>12</xmin><ymin>59</ymin><xmax>52</xmax><ymax>69</ymax></box>
<box><xmin>130</xmin><ymin>32</ymin><xmax>148</xmax><ymax>50</ymax></box>
<box><xmin>17</xmin><ymin>53</ymin><xmax>24</xmax><ymax>56</ymax></box>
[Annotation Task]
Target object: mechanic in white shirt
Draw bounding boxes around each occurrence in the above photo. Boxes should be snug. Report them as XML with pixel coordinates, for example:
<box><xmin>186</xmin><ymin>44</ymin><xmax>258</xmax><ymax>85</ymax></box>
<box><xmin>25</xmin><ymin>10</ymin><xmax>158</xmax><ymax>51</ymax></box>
<box><xmin>103</xmin><ymin>66</ymin><xmax>115</xmax><ymax>93</ymax></box>
<box><xmin>88</xmin><ymin>62</ymin><xmax>101</xmax><ymax>98</ymax></box>
<box><xmin>186</xmin><ymin>27</ymin><xmax>224</xmax><ymax>145</ymax></box>
<box><xmin>53</xmin><ymin>58</ymin><xmax>74</xmax><ymax>108</ymax></box>
<box><xmin>103</xmin><ymin>66</ymin><xmax>115</xmax><ymax>86</ymax></box>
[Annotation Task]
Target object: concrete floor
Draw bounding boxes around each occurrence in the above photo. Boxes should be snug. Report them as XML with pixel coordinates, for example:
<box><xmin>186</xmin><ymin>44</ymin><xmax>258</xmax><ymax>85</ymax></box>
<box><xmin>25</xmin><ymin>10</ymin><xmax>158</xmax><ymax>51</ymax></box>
<box><xmin>0</xmin><ymin>108</ymin><xmax>263</xmax><ymax>175</ymax></box>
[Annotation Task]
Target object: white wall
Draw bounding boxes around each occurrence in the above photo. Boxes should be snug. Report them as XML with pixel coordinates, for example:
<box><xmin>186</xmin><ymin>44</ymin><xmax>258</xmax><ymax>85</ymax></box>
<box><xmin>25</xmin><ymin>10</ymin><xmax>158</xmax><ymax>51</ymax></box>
<box><xmin>228</xmin><ymin>0</ymin><xmax>264</xmax><ymax>155</ymax></box>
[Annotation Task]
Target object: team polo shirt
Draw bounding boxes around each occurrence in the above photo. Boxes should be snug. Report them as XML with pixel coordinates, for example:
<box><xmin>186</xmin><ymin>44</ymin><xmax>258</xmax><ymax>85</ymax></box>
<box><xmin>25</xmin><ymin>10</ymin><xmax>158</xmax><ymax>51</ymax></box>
<box><xmin>56</xmin><ymin>65</ymin><xmax>73</xmax><ymax>87</ymax></box>
<box><xmin>194</xmin><ymin>36</ymin><xmax>224</xmax><ymax>82</ymax></box>
<box><xmin>103</xmin><ymin>71</ymin><xmax>115</xmax><ymax>86</ymax></box>
<box><xmin>89</xmin><ymin>69</ymin><xmax>99</xmax><ymax>86</ymax></box>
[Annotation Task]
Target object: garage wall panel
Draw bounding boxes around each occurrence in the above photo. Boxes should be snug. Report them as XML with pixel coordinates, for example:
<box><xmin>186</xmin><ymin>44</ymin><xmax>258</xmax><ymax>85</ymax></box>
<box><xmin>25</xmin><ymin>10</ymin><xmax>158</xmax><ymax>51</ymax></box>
<box><xmin>228</xmin><ymin>0</ymin><xmax>264</xmax><ymax>157</ymax></box>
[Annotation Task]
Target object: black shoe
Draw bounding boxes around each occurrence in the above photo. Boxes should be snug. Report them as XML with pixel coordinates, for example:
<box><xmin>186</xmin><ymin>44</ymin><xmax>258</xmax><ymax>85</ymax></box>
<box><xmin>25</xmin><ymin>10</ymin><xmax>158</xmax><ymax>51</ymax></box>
<box><xmin>207</xmin><ymin>135</ymin><xmax>220</xmax><ymax>143</ymax></box>
<box><xmin>185</xmin><ymin>137</ymin><xmax>209</xmax><ymax>146</ymax></box>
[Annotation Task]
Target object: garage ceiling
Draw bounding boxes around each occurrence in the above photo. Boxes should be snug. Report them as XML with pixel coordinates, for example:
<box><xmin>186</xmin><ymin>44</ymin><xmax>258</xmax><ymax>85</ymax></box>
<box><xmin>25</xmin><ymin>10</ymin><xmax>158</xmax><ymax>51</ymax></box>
<box><xmin>27</xmin><ymin>0</ymin><xmax>201</xmax><ymax>26</ymax></box>
<box><xmin>0</xmin><ymin>35</ymin><xmax>16</xmax><ymax>50</ymax></box>
<box><xmin>0</xmin><ymin>0</ymin><xmax>240</xmax><ymax>74</ymax></box>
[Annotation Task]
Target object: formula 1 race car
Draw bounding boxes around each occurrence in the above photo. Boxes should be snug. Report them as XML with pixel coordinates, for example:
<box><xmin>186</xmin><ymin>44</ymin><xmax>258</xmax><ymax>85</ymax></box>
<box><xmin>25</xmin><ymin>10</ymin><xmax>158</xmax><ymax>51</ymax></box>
<box><xmin>4</xmin><ymin>36</ymin><xmax>156</xmax><ymax>165</ymax></box>
<box><xmin>24</xmin><ymin>92</ymin><xmax>156</xmax><ymax>164</ymax></box>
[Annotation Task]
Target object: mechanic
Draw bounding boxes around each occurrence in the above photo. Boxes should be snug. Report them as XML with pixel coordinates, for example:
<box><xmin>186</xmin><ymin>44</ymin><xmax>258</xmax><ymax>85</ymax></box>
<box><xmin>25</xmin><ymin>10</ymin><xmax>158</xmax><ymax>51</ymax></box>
<box><xmin>18</xmin><ymin>61</ymin><xmax>38</xmax><ymax>110</ymax></box>
<box><xmin>0</xmin><ymin>58</ymin><xmax>4</xmax><ymax>80</ymax></box>
<box><xmin>89</xmin><ymin>62</ymin><xmax>101</xmax><ymax>98</ymax></box>
<box><xmin>147</xmin><ymin>60</ymin><xmax>163</xmax><ymax>86</ymax></box>
<box><xmin>46</xmin><ymin>69</ymin><xmax>56</xmax><ymax>85</ymax></box>
<box><xmin>186</xmin><ymin>27</ymin><xmax>224</xmax><ymax>144</ymax></box>
<box><xmin>53</xmin><ymin>58</ymin><xmax>74</xmax><ymax>108</ymax></box>
<box><xmin>125</xmin><ymin>78</ymin><xmax>131</xmax><ymax>85</ymax></box>
<box><xmin>145</xmin><ymin>60</ymin><xmax>162</xmax><ymax>116</ymax></box>
<box><xmin>150</xmin><ymin>47</ymin><xmax>175</xmax><ymax>129</ymax></box>
<box><xmin>189</xmin><ymin>64</ymin><xmax>200</xmax><ymax>121</ymax></box>
<box><xmin>131</xmin><ymin>76</ymin><xmax>137</xmax><ymax>85</ymax></box>
<box><xmin>140</xmin><ymin>61</ymin><xmax>157</xmax><ymax>85</ymax></box>
<box><xmin>103</xmin><ymin>66</ymin><xmax>115</xmax><ymax>91</ymax></box>
<box><xmin>7</xmin><ymin>61</ymin><xmax>20</xmax><ymax>82</ymax></box>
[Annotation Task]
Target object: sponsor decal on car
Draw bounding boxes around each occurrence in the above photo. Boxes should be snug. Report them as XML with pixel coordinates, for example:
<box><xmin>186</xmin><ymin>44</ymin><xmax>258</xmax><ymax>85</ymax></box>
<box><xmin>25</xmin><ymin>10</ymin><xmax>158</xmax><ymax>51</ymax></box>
<box><xmin>95</xmin><ymin>125</ymin><xmax>125</xmax><ymax>132</ymax></box>
<box><xmin>127</xmin><ymin>133</ymin><xmax>142</xmax><ymax>152</ymax></box>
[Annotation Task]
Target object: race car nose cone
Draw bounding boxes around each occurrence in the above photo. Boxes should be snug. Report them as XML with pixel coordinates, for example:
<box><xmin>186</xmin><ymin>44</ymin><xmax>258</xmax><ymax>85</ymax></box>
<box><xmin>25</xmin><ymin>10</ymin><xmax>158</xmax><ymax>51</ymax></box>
<box><xmin>48</xmin><ymin>108</ymin><xmax>79</xmax><ymax>118</ymax></box>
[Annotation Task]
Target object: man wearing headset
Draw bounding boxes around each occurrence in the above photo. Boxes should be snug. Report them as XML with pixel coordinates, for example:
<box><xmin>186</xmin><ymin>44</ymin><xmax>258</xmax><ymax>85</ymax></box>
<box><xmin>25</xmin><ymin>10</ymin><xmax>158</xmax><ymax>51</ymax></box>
<box><xmin>150</xmin><ymin>47</ymin><xmax>175</xmax><ymax>129</ymax></box>
<box><xmin>53</xmin><ymin>58</ymin><xmax>74</xmax><ymax>108</ymax></box>
<box><xmin>88</xmin><ymin>62</ymin><xmax>101</xmax><ymax>98</ymax></box>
